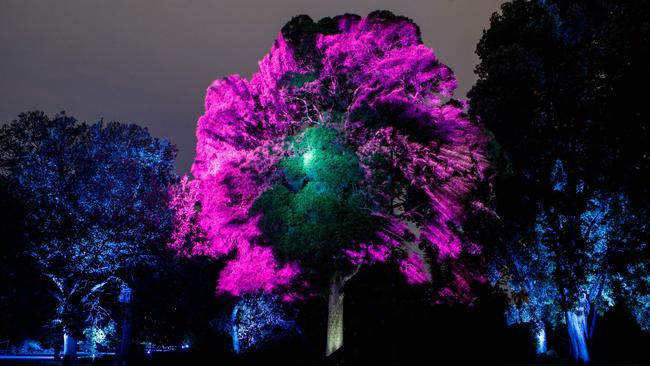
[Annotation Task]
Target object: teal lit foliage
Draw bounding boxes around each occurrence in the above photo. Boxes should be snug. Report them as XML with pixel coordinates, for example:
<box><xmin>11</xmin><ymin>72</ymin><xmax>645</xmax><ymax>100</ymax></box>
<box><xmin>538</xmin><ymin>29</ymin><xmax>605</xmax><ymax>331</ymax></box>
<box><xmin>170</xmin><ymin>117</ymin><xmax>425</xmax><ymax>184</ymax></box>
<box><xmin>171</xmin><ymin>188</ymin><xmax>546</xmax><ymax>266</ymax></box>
<box><xmin>608</xmin><ymin>197</ymin><xmax>650</xmax><ymax>331</ymax></box>
<box><xmin>81</xmin><ymin>320</ymin><xmax>116</xmax><ymax>354</ymax></box>
<box><xmin>253</xmin><ymin>127</ymin><xmax>377</xmax><ymax>268</ymax></box>
<box><xmin>619</xmin><ymin>263</ymin><xmax>650</xmax><ymax>331</ymax></box>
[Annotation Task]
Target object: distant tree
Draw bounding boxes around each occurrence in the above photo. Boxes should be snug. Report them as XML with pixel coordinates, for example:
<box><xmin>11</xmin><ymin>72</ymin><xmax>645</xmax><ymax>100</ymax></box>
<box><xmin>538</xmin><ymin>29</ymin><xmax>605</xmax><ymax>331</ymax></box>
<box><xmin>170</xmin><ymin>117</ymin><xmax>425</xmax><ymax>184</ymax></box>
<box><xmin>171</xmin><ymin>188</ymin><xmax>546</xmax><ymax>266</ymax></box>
<box><xmin>469</xmin><ymin>0</ymin><xmax>650</xmax><ymax>363</ymax></box>
<box><xmin>0</xmin><ymin>111</ymin><xmax>176</xmax><ymax>363</ymax></box>
<box><xmin>171</xmin><ymin>12</ymin><xmax>490</xmax><ymax>357</ymax></box>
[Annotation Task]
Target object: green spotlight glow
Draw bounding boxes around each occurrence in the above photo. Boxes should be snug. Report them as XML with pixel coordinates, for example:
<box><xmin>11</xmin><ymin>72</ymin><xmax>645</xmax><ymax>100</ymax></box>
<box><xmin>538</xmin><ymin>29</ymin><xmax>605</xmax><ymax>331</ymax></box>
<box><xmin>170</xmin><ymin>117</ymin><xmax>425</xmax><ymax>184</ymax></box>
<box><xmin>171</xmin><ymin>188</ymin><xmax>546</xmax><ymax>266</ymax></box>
<box><xmin>303</xmin><ymin>150</ymin><xmax>315</xmax><ymax>167</ymax></box>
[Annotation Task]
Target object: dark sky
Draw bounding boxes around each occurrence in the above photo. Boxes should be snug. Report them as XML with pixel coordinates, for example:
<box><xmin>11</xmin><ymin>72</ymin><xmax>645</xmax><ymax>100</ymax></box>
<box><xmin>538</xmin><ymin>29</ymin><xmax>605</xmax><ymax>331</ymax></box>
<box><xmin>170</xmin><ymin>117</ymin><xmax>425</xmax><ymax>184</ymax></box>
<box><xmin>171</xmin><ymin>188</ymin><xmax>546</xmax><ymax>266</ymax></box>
<box><xmin>0</xmin><ymin>0</ymin><xmax>505</xmax><ymax>174</ymax></box>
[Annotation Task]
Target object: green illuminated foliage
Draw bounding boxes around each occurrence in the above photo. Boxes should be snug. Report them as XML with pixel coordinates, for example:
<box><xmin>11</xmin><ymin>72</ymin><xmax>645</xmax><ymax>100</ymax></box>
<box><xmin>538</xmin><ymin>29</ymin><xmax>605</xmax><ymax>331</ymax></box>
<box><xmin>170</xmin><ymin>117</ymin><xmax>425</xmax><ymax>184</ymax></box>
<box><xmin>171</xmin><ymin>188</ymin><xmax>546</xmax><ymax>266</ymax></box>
<box><xmin>253</xmin><ymin>127</ymin><xmax>376</xmax><ymax>269</ymax></box>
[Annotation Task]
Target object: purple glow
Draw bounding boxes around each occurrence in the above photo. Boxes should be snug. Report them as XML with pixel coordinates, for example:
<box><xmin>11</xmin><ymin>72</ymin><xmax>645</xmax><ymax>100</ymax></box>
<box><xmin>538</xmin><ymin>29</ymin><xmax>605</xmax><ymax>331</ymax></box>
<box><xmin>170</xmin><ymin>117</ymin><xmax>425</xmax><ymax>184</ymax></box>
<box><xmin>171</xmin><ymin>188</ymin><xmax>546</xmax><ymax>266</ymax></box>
<box><xmin>171</xmin><ymin>12</ymin><xmax>490</xmax><ymax>301</ymax></box>
<box><xmin>399</xmin><ymin>252</ymin><xmax>431</xmax><ymax>285</ymax></box>
<box><xmin>217</xmin><ymin>243</ymin><xmax>299</xmax><ymax>297</ymax></box>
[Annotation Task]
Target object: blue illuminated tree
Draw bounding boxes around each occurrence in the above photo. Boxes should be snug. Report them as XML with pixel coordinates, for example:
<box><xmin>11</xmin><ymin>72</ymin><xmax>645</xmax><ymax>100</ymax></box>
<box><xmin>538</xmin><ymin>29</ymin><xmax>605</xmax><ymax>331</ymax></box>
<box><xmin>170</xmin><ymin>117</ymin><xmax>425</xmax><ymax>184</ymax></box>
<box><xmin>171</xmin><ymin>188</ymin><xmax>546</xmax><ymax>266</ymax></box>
<box><xmin>471</xmin><ymin>1</ymin><xmax>650</xmax><ymax>363</ymax></box>
<box><xmin>490</xmin><ymin>186</ymin><xmax>642</xmax><ymax>360</ymax></box>
<box><xmin>0</xmin><ymin>111</ymin><xmax>176</xmax><ymax>363</ymax></box>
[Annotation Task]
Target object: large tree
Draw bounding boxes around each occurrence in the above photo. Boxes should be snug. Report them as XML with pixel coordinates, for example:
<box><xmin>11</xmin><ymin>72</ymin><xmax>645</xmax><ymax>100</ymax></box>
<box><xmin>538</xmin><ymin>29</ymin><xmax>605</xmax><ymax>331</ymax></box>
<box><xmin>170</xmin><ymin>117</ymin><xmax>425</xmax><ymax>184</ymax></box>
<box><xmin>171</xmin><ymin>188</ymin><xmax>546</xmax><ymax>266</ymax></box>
<box><xmin>0</xmin><ymin>111</ymin><xmax>177</xmax><ymax>363</ymax></box>
<box><xmin>469</xmin><ymin>0</ymin><xmax>650</xmax><ymax>363</ymax></box>
<box><xmin>172</xmin><ymin>11</ymin><xmax>490</xmax><ymax>357</ymax></box>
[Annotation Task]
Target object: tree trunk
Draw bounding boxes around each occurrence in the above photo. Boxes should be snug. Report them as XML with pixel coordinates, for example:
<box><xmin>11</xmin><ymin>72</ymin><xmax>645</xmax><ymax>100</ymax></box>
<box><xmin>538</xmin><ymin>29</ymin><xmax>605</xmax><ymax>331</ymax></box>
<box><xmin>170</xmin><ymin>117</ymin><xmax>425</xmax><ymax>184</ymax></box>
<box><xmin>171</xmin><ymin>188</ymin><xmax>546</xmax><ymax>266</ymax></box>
<box><xmin>62</xmin><ymin>331</ymin><xmax>77</xmax><ymax>366</ymax></box>
<box><xmin>566</xmin><ymin>310</ymin><xmax>590</xmax><ymax>364</ymax></box>
<box><xmin>326</xmin><ymin>272</ymin><xmax>345</xmax><ymax>357</ymax></box>
<box><xmin>587</xmin><ymin>278</ymin><xmax>604</xmax><ymax>340</ymax></box>
<box><xmin>588</xmin><ymin>304</ymin><xmax>597</xmax><ymax>340</ymax></box>
<box><xmin>116</xmin><ymin>311</ymin><xmax>132</xmax><ymax>365</ymax></box>
<box><xmin>115</xmin><ymin>286</ymin><xmax>132</xmax><ymax>366</ymax></box>
<box><xmin>231</xmin><ymin>301</ymin><xmax>241</xmax><ymax>354</ymax></box>
<box><xmin>533</xmin><ymin>321</ymin><xmax>547</xmax><ymax>356</ymax></box>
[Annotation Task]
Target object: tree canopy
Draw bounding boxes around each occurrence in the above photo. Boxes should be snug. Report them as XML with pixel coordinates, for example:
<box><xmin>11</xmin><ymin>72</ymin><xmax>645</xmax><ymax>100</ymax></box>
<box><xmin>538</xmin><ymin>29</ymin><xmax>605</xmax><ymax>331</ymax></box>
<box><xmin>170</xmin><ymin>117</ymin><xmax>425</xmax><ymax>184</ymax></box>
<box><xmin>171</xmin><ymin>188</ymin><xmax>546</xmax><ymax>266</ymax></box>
<box><xmin>171</xmin><ymin>11</ymin><xmax>491</xmax><ymax>303</ymax></box>
<box><xmin>469</xmin><ymin>0</ymin><xmax>650</xmax><ymax>362</ymax></box>
<box><xmin>0</xmin><ymin>111</ymin><xmax>177</xmax><ymax>356</ymax></box>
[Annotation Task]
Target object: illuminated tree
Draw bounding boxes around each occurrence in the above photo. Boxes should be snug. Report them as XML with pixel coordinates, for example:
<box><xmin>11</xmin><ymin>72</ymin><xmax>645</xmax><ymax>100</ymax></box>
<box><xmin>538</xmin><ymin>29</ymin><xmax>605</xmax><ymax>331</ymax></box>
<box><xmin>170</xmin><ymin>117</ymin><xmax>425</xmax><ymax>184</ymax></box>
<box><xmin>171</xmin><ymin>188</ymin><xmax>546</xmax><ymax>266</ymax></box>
<box><xmin>172</xmin><ymin>11</ymin><xmax>490</xmax><ymax>356</ymax></box>
<box><xmin>490</xmin><ymin>190</ymin><xmax>639</xmax><ymax>359</ymax></box>
<box><xmin>470</xmin><ymin>1</ymin><xmax>650</xmax><ymax>363</ymax></box>
<box><xmin>0</xmin><ymin>111</ymin><xmax>176</xmax><ymax>363</ymax></box>
<box><xmin>229</xmin><ymin>295</ymin><xmax>297</xmax><ymax>354</ymax></box>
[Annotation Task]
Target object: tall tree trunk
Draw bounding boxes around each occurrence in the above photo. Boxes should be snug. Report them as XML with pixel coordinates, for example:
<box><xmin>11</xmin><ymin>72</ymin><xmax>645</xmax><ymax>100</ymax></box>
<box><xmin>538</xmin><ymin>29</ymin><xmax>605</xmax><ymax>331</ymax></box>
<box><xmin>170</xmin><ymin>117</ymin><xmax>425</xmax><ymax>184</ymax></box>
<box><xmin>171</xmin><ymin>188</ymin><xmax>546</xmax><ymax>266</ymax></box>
<box><xmin>533</xmin><ymin>321</ymin><xmax>547</xmax><ymax>356</ymax></box>
<box><xmin>326</xmin><ymin>272</ymin><xmax>345</xmax><ymax>357</ymax></box>
<box><xmin>588</xmin><ymin>304</ymin><xmax>597</xmax><ymax>340</ymax></box>
<box><xmin>566</xmin><ymin>310</ymin><xmax>590</xmax><ymax>364</ymax></box>
<box><xmin>324</xmin><ymin>265</ymin><xmax>361</xmax><ymax>358</ymax></box>
<box><xmin>117</xmin><ymin>310</ymin><xmax>132</xmax><ymax>365</ymax></box>
<box><xmin>115</xmin><ymin>286</ymin><xmax>132</xmax><ymax>366</ymax></box>
<box><xmin>587</xmin><ymin>277</ymin><xmax>604</xmax><ymax>340</ymax></box>
<box><xmin>62</xmin><ymin>330</ymin><xmax>77</xmax><ymax>366</ymax></box>
<box><xmin>231</xmin><ymin>301</ymin><xmax>241</xmax><ymax>354</ymax></box>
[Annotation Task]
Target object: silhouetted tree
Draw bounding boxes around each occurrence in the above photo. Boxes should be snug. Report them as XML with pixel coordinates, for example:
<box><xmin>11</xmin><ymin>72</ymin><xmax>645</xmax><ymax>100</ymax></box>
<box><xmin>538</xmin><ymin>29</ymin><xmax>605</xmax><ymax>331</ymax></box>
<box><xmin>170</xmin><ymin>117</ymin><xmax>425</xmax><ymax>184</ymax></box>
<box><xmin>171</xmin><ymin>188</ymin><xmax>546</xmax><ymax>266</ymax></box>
<box><xmin>469</xmin><ymin>1</ymin><xmax>650</xmax><ymax>363</ymax></box>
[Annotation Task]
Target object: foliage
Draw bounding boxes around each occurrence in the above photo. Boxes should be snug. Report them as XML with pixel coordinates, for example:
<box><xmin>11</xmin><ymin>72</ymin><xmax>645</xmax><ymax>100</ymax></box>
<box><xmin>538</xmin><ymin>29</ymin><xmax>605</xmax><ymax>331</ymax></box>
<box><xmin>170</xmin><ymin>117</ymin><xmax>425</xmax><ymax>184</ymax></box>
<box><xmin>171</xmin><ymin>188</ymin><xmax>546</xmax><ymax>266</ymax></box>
<box><xmin>469</xmin><ymin>0</ymin><xmax>650</xmax><ymax>357</ymax></box>
<box><xmin>252</xmin><ymin>127</ymin><xmax>376</xmax><ymax>269</ymax></box>
<box><xmin>80</xmin><ymin>320</ymin><xmax>116</xmax><ymax>353</ymax></box>
<box><xmin>171</xmin><ymin>11</ymin><xmax>490</xmax><ymax>303</ymax></box>
<box><xmin>0</xmin><ymin>111</ymin><xmax>177</xmax><ymax>342</ymax></box>
<box><xmin>229</xmin><ymin>295</ymin><xmax>298</xmax><ymax>354</ymax></box>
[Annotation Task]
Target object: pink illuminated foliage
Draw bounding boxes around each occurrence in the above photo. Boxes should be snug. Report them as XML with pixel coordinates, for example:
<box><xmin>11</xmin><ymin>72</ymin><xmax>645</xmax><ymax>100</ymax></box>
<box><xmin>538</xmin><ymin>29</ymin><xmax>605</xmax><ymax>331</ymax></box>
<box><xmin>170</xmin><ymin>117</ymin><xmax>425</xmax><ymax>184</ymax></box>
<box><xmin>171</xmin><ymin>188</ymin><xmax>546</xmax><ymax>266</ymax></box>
<box><xmin>170</xmin><ymin>11</ymin><xmax>491</xmax><ymax>303</ymax></box>
<box><xmin>218</xmin><ymin>243</ymin><xmax>300</xmax><ymax>298</ymax></box>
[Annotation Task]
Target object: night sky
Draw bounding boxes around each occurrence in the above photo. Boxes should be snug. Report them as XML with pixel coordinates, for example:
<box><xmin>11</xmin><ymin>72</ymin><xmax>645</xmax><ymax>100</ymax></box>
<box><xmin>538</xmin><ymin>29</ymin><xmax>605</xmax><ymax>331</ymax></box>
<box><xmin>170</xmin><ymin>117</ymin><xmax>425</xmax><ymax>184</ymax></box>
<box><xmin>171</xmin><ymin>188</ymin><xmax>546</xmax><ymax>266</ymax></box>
<box><xmin>0</xmin><ymin>0</ymin><xmax>505</xmax><ymax>174</ymax></box>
